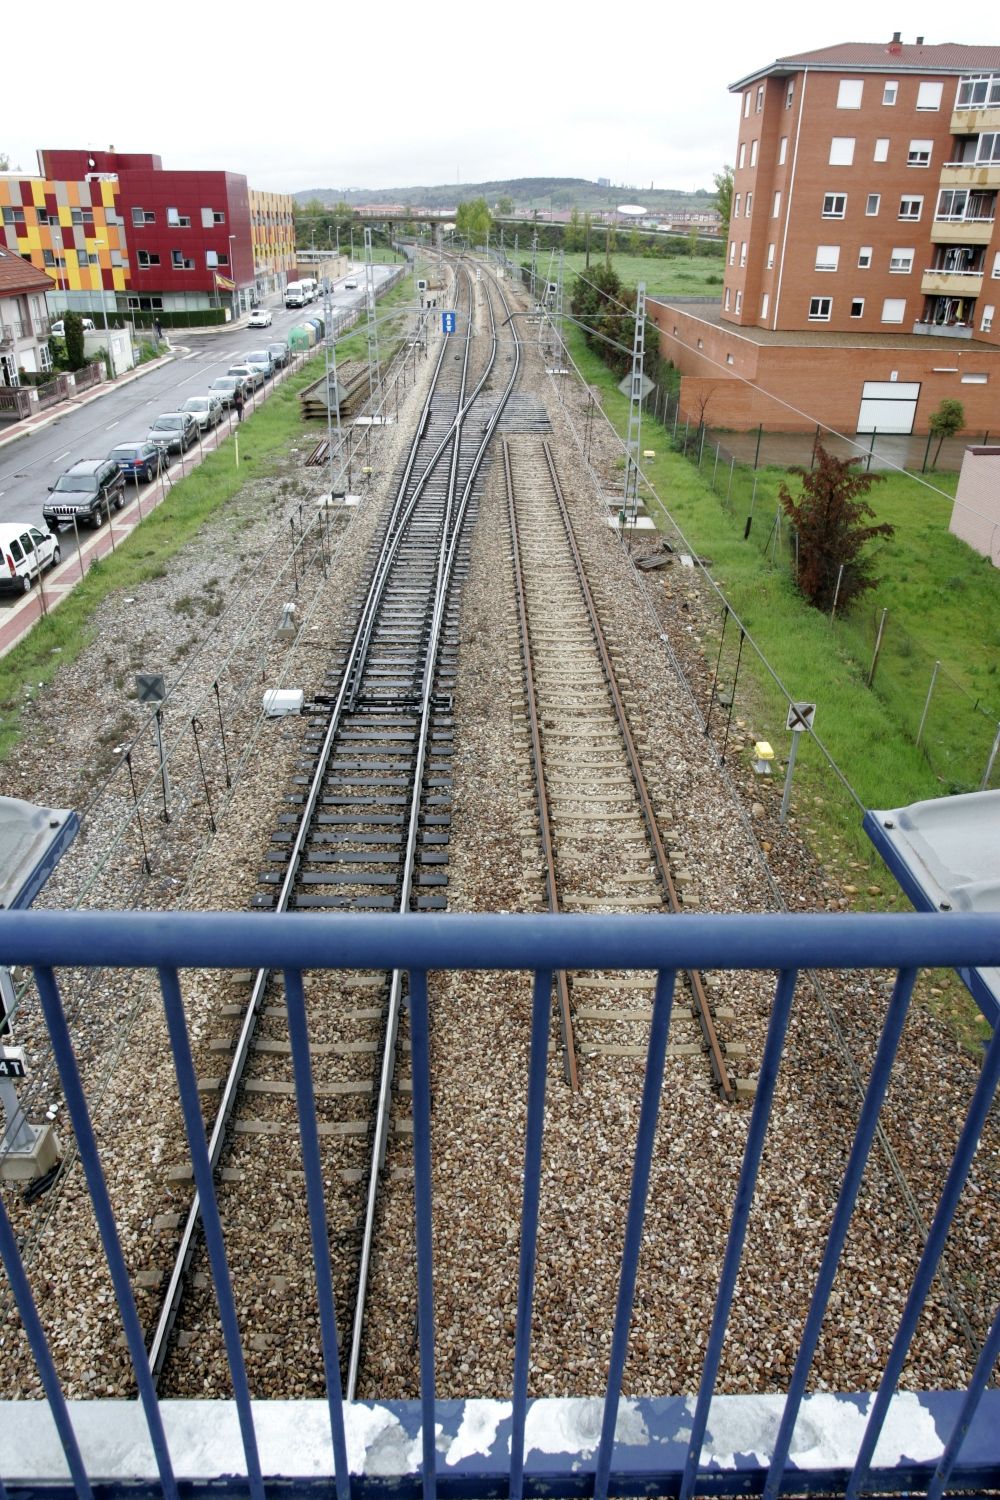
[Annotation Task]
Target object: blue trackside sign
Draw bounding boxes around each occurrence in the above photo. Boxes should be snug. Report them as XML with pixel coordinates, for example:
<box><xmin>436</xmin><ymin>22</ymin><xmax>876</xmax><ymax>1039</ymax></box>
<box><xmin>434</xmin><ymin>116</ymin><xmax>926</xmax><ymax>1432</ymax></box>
<box><xmin>442</xmin><ymin>311</ymin><xmax>456</xmax><ymax>334</ymax></box>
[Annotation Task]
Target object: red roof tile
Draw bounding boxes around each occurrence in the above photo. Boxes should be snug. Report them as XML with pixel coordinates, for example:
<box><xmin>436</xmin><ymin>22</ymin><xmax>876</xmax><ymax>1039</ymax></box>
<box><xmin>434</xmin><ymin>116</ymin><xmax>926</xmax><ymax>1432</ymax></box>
<box><xmin>0</xmin><ymin>245</ymin><xmax>52</xmax><ymax>297</ymax></box>
<box><xmin>732</xmin><ymin>39</ymin><xmax>1000</xmax><ymax>90</ymax></box>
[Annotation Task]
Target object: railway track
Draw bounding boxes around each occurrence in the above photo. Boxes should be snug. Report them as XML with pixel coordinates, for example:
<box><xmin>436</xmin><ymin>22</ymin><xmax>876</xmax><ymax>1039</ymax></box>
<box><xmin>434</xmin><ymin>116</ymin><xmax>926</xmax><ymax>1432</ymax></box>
<box><xmin>150</xmin><ymin>258</ymin><xmax>522</xmax><ymax>1397</ymax></box>
<box><xmin>503</xmin><ymin>436</ymin><xmax>749</xmax><ymax>1101</ymax></box>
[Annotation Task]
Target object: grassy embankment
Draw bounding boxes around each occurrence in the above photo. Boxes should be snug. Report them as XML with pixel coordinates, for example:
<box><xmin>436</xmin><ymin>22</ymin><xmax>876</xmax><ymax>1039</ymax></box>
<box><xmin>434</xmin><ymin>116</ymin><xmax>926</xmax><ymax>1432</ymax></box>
<box><xmin>519</xmin><ymin>250</ymin><xmax>723</xmax><ymax>300</ymax></box>
<box><xmin>0</xmin><ymin>275</ymin><xmax>419</xmax><ymax>763</ymax></box>
<box><xmin>560</xmin><ymin>313</ymin><xmax>1000</xmax><ymax>1049</ymax></box>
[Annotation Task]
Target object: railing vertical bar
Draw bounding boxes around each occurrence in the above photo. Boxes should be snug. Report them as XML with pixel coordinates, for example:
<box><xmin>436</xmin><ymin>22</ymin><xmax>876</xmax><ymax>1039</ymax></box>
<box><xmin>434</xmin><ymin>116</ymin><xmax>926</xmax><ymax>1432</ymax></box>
<box><xmin>0</xmin><ymin>1192</ymin><xmax>94</xmax><ymax>1500</ymax></box>
<box><xmin>594</xmin><ymin>967</ymin><xmax>678</xmax><ymax>1500</ymax></box>
<box><xmin>33</xmin><ymin>965</ymin><xmax>179</xmax><ymax>1500</ymax></box>
<box><xmin>282</xmin><ymin>966</ymin><xmax>352</xmax><ymax>1500</ymax></box>
<box><xmin>679</xmin><ymin>968</ymin><xmax>799</xmax><ymax>1500</ymax></box>
<box><xmin>509</xmin><ymin>968</ymin><xmax>554</xmax><ymax>1500</ymax></box>
<box><xmin>761</xmin><ymin>966</ymin><xmax>919</xmax><ymax>1500</ymax></box>
<box><xmin>926</xmin><ymin>1298</ymin><xmax>1000</xmax><ymax>1500</ymax></box>
<box><xmin>408</xmin><ymin>969</ymin><xmax>437</xmax><ymax>1500</ymax></box>
<box><xmin>157</xmin><ymin>966</ymin><xmax>264</xmax><ymax>1500</ymax></box>
<box><xmin>846</xmin><ymin>1023</ymin><xmax>1000</xmax><ymax>1500</ymax></box>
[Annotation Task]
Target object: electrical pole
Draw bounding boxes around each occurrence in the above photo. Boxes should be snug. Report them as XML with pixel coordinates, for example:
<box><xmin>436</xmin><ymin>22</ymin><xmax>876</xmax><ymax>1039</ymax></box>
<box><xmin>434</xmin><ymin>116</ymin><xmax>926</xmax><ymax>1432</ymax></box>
<box><xmin>623</xmin><ymin>282</ymin><xmax>647</xmax><ymax>525</ymax></box>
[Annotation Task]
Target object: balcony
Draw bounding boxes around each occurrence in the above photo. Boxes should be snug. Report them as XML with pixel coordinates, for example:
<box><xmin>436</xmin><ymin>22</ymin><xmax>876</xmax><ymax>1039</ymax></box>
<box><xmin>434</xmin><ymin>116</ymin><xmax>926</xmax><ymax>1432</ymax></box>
<box><xmin>940</xmin><ymin>162</ymin><xmax>1000</xmax><ymax>190</ymax></box>
<box><xmin>951</xmin><ymin>105</ymin><xmax>1000</xmax><ymax>134</ymax></box>
<box><xmin>913</xmin><ymin>320</ymin><xmax>975</xmax><ymax>338</ymax></box>
<box><xmin>921</xmin><ymin>268</ymin><xmax>984</xmax><ymax>297</ymax></box>
<box><xmin>931</xmin><ymin>217</ymin><xmax>994</xmax><ymax>244</ymax></box>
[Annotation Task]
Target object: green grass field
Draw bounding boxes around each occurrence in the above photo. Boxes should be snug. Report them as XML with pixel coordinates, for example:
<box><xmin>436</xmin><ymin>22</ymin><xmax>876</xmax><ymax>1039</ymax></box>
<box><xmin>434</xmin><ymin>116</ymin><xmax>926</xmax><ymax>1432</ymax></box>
<box><xmin>519</xmin><ymin>251</ymin><xmax>724</xmax><ymax>300</ymax></box>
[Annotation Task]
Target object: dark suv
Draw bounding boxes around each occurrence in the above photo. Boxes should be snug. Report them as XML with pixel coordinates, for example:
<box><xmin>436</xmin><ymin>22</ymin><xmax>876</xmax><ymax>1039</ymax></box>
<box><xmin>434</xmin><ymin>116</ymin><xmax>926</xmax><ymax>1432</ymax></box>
<box><xmin>43</xmin><ymin>460</ymin><xmax>126</xmax><ymax>530</ymax></box>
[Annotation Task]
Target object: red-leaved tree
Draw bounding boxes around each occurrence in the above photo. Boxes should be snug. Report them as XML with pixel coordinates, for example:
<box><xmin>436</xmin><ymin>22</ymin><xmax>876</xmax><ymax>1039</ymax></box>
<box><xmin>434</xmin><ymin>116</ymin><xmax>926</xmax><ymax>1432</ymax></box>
<box><xmin>779</xmin><ymin>445</ymin><xmax>894</xmax><ymax>613</ymax></box>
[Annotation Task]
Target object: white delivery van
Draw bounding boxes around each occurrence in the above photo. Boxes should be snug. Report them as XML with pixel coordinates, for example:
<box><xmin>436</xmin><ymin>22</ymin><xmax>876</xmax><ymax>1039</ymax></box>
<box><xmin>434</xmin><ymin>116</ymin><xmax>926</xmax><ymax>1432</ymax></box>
<box><xmin>285</xmin><ymin>281</ymin><xmax>306</xmax><ymax>309</ymax></box>
<box><xmin>300</xmin><ymin>278</ymin><xmax>318</xmax><ymax>302</ymax></box>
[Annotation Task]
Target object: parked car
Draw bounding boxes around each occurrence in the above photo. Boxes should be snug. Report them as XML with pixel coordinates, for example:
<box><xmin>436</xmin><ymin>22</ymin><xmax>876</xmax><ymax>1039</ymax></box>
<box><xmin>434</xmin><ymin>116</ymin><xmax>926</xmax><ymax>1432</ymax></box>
<box><xmin>148</xmin><ymin>412</ymin><xmax>199</xmax><ymax>455</ymax></box>
<box><xmin>242</xmin><ymin>349</ymin><xmax>274</xmax><ymax>379</ymax></box>
<box><xmin>266</xmin><ymin>341</ymin><xmax>290</xmax><ymax>369</ymax></box>
<box><xmin>50</xmin><ymin>317</ymin><xmax>96</xmax><ymax>336</ymax></box>
<box><xmin>248</xmin><ymin>308</ymin><xmax>272</xmax><ymax>328</ymax></box>
<box><xmin>43</xmin><ymin>459</ymin><xmax>125</xmax><ymax>530</ymax></box>
<box><xmin>0</xmin><ymin>522</ymin><xmax>61</xmax><ymax>594</ymax></box>
<box><xmin>181</xmin><ymin>394</ymin><xmax>224</xmax><ymax>431</ymax></box>
<box><xmin>343</xmin><ymin>279</ymin><xmax>359</xmax><ymax>290</ymax></box>
<box><xmin>208</xmin><ymin>376</ymin><xmax>243</xmax><ymax>407</ymax></box>
<box><xmin>227</xmin><ymin>363</ymin><xmax>264</xmax><ymax>391</ymax></box>
<box><xmin>108</xmin><ymin>440</ymin><xmax>162</xmax><ymax>484</ymax></box>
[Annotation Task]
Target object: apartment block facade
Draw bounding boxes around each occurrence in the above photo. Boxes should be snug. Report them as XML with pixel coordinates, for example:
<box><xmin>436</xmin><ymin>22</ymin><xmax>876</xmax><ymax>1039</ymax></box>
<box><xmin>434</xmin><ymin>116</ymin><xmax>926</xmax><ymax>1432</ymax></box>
<box><xmin>725</xmin><ymin>38</ymin><xmax>1000</xmax><ymax>341</ymax></box>
<box><xmin>0</xmin><ymin>149</ymin><xmax>295</xmax><ymax>321</ymax></box>
<box><xmin>649</xmin><ymin>37</ymin><xmax>1000</xmax><ymax>436</ymax></box>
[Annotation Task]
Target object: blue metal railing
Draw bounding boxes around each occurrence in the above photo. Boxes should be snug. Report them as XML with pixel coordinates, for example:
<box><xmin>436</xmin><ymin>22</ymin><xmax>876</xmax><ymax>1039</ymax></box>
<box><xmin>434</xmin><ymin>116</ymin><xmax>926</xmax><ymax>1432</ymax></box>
<box><xmin>0</xmin><ymin>909</ymin><xmax>999</xmax><ymax>1499</ymax></box>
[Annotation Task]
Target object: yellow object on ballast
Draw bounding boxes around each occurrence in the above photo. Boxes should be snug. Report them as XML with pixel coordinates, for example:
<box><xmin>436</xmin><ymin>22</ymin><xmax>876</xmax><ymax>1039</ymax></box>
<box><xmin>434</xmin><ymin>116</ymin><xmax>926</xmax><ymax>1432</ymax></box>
<box><xmin>753</xmin><ymin>741</ymin><xmax>775</xmax><ymax>775</ymax></box>
<box><xmin>643</xmin><ymin>450</ymin><xmax>655</xmax><ymax>459</ymax></box>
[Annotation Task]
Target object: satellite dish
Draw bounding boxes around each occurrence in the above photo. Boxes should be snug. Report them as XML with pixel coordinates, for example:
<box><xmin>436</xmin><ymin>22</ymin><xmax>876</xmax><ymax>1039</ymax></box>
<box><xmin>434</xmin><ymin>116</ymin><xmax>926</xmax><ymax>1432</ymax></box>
<box><xmin>88</xmin><ymin>156</ymin><xmax>96</xmax><ymax>169</ymax></box>
<box><xmin>617</xmin><ymin>204</ymin><xmax>646</xmax><ymax>217</ymax></box>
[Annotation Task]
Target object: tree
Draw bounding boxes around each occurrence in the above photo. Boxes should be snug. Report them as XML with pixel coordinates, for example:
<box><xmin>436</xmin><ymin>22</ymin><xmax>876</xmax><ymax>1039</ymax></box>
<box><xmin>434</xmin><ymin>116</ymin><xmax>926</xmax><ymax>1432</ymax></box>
<box><xmin>570</xmin><ymin>264</ymin><xmax>637</xmax><ymax>375</ymax></box>
<box><xmin>0</xmin><ymin>152</ymin><xmax>9</xmax><ymax>172</ymax></box>
<box><xmin>713</xmin><ymin>164</ymin><xmax>734</xmax><ymax>236</ymax></box>
<box><xmin>495</xmin><ymin>195</ymin><xmax>514</xmax><ymax>216</ymax></box>
<box><xmin>61</xmin><ymin>311</ymin><xmax>86</xmax><ymax>372</ymax></box>
<box><xmin>779</xmin><ymin>446</ymin><xmax>894</xmax><ymax>614</ymax></box>
<box><xmin>455</xmin><ymin>197</ymin><xmax>493</xmax><ymax>246</ymax></box>
<box><xmin>928</xmin><ymin>398</ymin><xmax>965</xmax><ymax>466</ymax></box>
<box><xmin>564</xmin><ymin>206</ymin><xmax>582</xmax><ymax>253</ymax></box>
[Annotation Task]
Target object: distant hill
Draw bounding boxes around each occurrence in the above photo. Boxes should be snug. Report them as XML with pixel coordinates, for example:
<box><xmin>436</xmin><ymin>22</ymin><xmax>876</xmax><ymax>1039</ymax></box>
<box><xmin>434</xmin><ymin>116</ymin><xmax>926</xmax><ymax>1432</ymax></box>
<box><xmin>294</xmin><ymin>178</ymin><xmax>716</xmax><ymax>213</ymax></box>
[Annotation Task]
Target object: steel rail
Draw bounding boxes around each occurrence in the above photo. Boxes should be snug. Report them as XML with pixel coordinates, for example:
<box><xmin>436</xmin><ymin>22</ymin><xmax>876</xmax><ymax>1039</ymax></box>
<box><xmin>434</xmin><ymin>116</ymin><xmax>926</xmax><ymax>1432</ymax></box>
<box><xmin>348</xmin><ymin>262</ymin><xmax>524</xmax><ymax>1395</ymax></box>
<box><xmin>539</xmin><ymin>440</ymin><xmax>736</xmax><ymax>1102</ymax></box>
<box><xmin>502</xmin><ymin>438</ymin><xmax>579</xmax><ymax>1089</ymax></box>
<box><xmin>147</xmin><ymin>262</ymin><xmax>476</xmax><ymax>1387</ymax></box>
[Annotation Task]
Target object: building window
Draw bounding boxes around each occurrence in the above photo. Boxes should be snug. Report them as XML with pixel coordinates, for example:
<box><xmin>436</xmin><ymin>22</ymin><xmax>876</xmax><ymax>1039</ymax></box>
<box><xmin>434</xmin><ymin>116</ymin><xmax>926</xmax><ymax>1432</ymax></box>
<box><xmin>745</xmin><ymin>191</ymin><xmax>753</xmax><ymax>216</ymax></box>
<box><xmin>874</xmin><ymin>138</ymin><xmax>890</xmax><ymax>162</ymax></box>
<box><xmin>785</xmin><ymin>80</ymin><xmax>794</xmax><ymax>109</ymax></box>
<box><xmin>740</xmin><ymin>241</ymin><xmax>747</xmax><ymax>267</ymax></box>
<box><xmin>137</xmin><ymin>250</ymin><xmax>161</xmax><ymax>267</ymax></box>
<box><xmin>735</xmin><ymin>289</ymin><xmax>742</xmax><ymax>313</ymax></box>
<box><xmin>778</xmin><ymin>136</ymin><xmax>787</xmax><ymax>165</ymax></box>
<box><xmin>858</xmin><ymin>245</ymin><xmax>873</xmax><ymax>268</ymax></box>
<box><xmin>808</xmin><ymin>297</ymin><xmax>832</xmax><ymax>321</ymax></box>
<box><xmin>70</xmin><ymin>208</ymin><xmax>94</xmax><ymax>225</ymax></box>
<box><xmin>956</xmin><ymin>75</ymin><xmax>1000</xmax><ymax>109</ymax></box>
<box><xmin>899</xmin><ymin>196</ymin><xmax>923</xmax><ymax>220</ymax></box>
<box><xmin>767</xmin><ymin>242</ymin><xmax>775</xmax><ymax>268</ymax></box>
<box><xmin>837</xmin><ymin>79</ymin><xmax>863</xmax><ymax>109</ymax></box>
<box><xmin>772</xmin><ymin>191</ymin><xmax>781</xmax><ymax>218</ymax></box>
<box><xmin>729</xmin><ymin>240</ymin><xmax>736</xmax><ymax>265</ymax></box>
<box><xmin>936</xmin><ymin>188</ymin><xmax>969</xmax><ymax>219</ymax></box>
<box><xmin>206</xmin><ymin>250</ymin><xmax>219</xmax><ymax>267</ymax></box>
<box><xmin>916</xmin><ymin>81</ymin><xmax>943</xmax><ymax>110</ymax></box>
<box><xmin>2</xmin><ymin>207</ymin><xmax>25</xmax><ymax>225</ymax></box>
<box><xmin>738</xmin><ymin>143</ymin><xmax>746</xmax><ymax>168</ymax></box>
<box><xmin>993</xmin><ymin>251</ymin><xmax>1000</xmax><ymax>278</ymax></box>
<box><xmin>750</xmin><ymin>139</ymin><xmax>758</xmax><ymax>167</ymax></box>
<box><xmin>126</xmin><ymin>295</ymin><xmax>164</xmax><ymax>310</ymax></box>
<box><xmin>39</xmin><ymin>343</ymin><xmax>52</xmax><ymax>372</ymax></box>
<box><xmin>744</xmin><ymin>91</ymin><xmax>752</xmax><ymax>118</ymax></box>
<box><xmin>822</xmin><ymin>193</ymin><xmax>847</xmax><ymax>218</ymax></box>
<box><xmin>171</xmin><ymin>250</ymin><xmax>195</xmax><ymax>269</ymax></box>
<box><xmin>881</xmin><ymin>297</ymin><xmax>906</xmax><ymax>323</ymax></box>
<box><xmin>883</xmin><ymin>80</ymin><xmax>898</xmax><ymax>105</ymax></box>
<box><xmin>761</xmin><ymin>292</ymin><xmax>770</xmax><ymax>318</ymax></box>
<box><xmin>889</xmin><ymin>247</ymin><xmax>914</xmax><ymax>273</ymax></box>
<box><xmin>733</xmin><ymin>193</ymin><xmax>741</xmax><ymax>217</ymax></box>
<box><xmin>961</xmin><ymin>371</ymin><xmax>989</xmax><ymax>383</ymax></box>
<box><xmin>132</xmin><ymin>207</ymin><xmax>155</xmax><ymax>226</ymax></box>
<box><xmin>850</xmin><ymin>298</ymin><xmax>865</xmax><ymax>318</ymax></box>
<box><xmin>815</xmin><ymin>244</ymin><xmax>840</xmax><ymax>271</ymax></box>
<box><xmin>42</xmin><ymin>248</ymin><xmax>55</xmax><ymax>266</ymax></box>
<box><xmin>724</xmin><ymin>286</ymin><xmax>731</xmax><ymax>311</ymax></box>
<box><xmin>167</xmin><ymin>207</ymin><xmax>192</xmax><ymax>227</ymax></box>
<box><xmin>829</xmin><ymin>137</ymin><xmax>856</xmax><ymax>165</ymax></box>
<box><xmin>982</xmin><ymin>305</ymin><xmax>995</xmax><ymax>333</ymax></box>
<box><xmin>907</xmin><ymin>139</ymin><xmax>933</xmax><ymax>167</ymax></box>
<box><xmin>866</xmin><ymin>193</ymin><xmax>881</xmax><ymax>215</ymax></box>
<box><xmin>977</xmin><ymin>134</ymin><xmax>1000</xmax><ymax>164</ymax></box>
<box><xmin>756</xmin><ymin>85</ymin><xmax>764</xmax><ymax>111</ymax></box>
<box><xmin>111</xmin><ymin>250</ymin><xmax>123</xmax><ymax>267</ymax></box>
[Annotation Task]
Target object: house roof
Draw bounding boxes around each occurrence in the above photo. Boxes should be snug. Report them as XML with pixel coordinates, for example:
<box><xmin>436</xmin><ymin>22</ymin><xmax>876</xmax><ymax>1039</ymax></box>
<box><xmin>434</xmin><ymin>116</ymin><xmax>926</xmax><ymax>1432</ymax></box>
<box><xmin>0</xmin><ymin>245</ymin><xmax>52</xmax><ymax>297</ymax></box>
<box><xmin>731</xmin><ymin>39</ymin><xmax>1000</xmax><ymax>91</ymax></box>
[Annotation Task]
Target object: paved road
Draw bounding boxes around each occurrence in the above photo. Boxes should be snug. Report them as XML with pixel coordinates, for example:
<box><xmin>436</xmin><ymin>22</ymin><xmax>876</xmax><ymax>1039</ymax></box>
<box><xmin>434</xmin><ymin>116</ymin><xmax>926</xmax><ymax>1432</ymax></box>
<box><xmin>0</xmin><ymin>267</ymin><xmax>396</xmax><ymax>533</ymax></box>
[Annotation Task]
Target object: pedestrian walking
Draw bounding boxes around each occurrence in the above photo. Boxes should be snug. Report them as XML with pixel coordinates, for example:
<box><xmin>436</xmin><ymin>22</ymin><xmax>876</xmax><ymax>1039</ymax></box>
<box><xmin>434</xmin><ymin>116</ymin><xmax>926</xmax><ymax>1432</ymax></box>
<box><xmin>153</xmin><ymin>317</ymin><xmax>163</xmax><ymax>342</ymax></box>
<box><xmin>234</xmin><ymin>386</ymin><xmax>245</xmax><ymax>422</ymax></box>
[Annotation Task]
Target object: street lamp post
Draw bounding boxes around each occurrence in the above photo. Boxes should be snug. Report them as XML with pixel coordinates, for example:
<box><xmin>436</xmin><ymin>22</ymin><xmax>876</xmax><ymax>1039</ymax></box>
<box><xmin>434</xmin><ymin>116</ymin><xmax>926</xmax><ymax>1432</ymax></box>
<box><xmin>228</xmin><ymin>235</ymin><xmax>237</xmax><ymax>321</ymax></box>
<box><xmin>93</xmin><ymin>238</ymin><xmax>113</xmax><ymax>378</ymax></box>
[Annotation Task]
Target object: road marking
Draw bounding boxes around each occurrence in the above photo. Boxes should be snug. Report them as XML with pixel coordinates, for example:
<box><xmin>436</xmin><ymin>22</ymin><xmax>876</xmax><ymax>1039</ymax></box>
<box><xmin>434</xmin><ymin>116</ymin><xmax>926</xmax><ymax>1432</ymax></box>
<box><xmin>182</xmin><ymin>351</ymin><xmax>200</xmax><ymax>362</ymax></box>
<box><xmin>53</xmin><ymin>450</ymin><xmax>71</xmax><ymax>463</ymax></box>
<box><xmin>106</xmin><ymin>420</ymin><xmax>119</xmax><ymax>430</ymax></box>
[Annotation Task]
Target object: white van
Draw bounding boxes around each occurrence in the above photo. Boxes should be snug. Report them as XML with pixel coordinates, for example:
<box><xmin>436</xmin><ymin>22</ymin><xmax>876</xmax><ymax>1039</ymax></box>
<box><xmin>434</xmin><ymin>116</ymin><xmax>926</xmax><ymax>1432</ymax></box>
<box><xmin>285</xmin><ymin>281</ymin><xmax>306</xmax><ymax>309</ymax></box>
<box><xmin>300</xmin><ymin>278</ymin><xmax>318</xmax><ymax>302</ymax></box>
<box><xmin>0</xmin><ymin>522</ymin><xmax>61</xmax><ymax>594</ymax></box>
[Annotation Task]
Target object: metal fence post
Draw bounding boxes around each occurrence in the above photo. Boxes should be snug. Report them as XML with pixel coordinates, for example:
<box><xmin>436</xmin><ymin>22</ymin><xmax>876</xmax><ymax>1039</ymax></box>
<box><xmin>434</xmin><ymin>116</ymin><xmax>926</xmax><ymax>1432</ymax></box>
<box><xmin>726</xmin><ymin>457</ymin><xmax>735</xmax><ymax>503</ymax></box>
<box><xmin>698</xmin><ymin>425</ymin><xmax>706</xmax><ymax>466</ymax></box>
<box><xmin>712</xmin><ymin>443</ymin><xmax>720</xmax><ymax>490</ymax></box>
<box><xmin>753</xmin><ymin>423</ymin><xmax>763</xmax><ymax>470</ymax></box>
<box><xmin>867</xmin><ymin>608</ymin><xmax>888</xmax><ymax>687</ymax></box>
<box><xmin>830</xmin><ymin>564</ymin><xmax>845</xmax><ymax>620</ymax></box>
<box><xmin>915</xmin><ymin>661</ymin><xmax>940</xmax><ymax>748</ymax></box>
<box><xmin>866</xmin><ymin>428</ymin><xmax>877</xmax><ymax>472</ymax></box>
<box><xmin>980</xmin><ymin>722</ymin><xmax>1000</xmax><ymax>790</ymax></box>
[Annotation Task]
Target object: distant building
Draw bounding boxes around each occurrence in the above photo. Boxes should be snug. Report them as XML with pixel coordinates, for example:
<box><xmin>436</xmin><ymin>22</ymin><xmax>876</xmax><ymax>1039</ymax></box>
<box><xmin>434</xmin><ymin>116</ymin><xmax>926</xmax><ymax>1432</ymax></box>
<box><xmin>597</xmin><ymin>177</ymin><xmax>611</xmax><ymax>188</ymax></box>
<box><xmin>648</xmin><ymin>37</ymin><xmax>1000</xmax><ymax>433</ymax></box>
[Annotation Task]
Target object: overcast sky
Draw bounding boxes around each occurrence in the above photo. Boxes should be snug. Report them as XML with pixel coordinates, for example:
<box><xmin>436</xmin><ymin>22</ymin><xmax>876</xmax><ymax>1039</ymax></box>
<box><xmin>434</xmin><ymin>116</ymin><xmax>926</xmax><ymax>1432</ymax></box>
<box><xmin>5</xmin><ymin>4</ymin><xmax>995</xmax><ymax>197</ymax></box>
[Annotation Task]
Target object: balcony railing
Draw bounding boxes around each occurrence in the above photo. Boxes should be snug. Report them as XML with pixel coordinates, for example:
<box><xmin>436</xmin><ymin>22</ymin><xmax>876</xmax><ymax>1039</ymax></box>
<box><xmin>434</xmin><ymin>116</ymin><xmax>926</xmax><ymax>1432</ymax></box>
<box><xmin>0</xmin><ymin>909</ymin><xmax>999</xmax><ymax>1498</ymax></box>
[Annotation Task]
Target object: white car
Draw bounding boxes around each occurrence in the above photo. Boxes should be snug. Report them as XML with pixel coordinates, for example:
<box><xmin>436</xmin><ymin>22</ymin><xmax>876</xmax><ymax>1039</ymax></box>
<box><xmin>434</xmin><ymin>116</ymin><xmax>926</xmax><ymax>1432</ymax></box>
<box><xmin>248</xmin><ymin>308</ymin><xmax>272</xmax><ymax>327</ymax></box>
<box><xmin>51</xmin><ymin>317</ymin><xmax>96</xmax><ymax>336</ymax></box>
<box><xmin>181</xmin><ymin>394</ymin><xmax>224</xmax><ymax>431</ymax></box>
<box><xmin>0</xmin><ymin>522</ymin><xmax>61</xmax><ymax>594</ymax></box>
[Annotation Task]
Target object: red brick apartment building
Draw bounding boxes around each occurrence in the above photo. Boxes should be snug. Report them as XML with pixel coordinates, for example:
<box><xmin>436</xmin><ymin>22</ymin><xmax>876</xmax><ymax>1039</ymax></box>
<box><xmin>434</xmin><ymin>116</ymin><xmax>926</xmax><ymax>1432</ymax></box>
<box><xmin>649</xmin><ymin>38</ymin><xmax>1000</xmax><ymax>434</ymax></box>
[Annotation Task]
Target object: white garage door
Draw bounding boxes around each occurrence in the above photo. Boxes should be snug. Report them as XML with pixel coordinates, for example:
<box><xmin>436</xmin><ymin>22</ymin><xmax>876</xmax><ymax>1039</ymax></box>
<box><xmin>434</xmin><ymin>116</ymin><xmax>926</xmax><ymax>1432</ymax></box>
<box><xmin>857</xmin><ymin>381</ymin><xmax>920</xmax><ymax>434</ymax></box>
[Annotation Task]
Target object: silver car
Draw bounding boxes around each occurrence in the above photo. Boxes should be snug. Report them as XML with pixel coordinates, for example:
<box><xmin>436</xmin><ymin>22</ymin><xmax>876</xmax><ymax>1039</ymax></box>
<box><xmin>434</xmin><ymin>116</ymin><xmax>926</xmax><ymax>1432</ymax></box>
<box><xmin>181</xmin><ymin>394</ymin><xmax>224</xmax><ymax>431</ymax></box>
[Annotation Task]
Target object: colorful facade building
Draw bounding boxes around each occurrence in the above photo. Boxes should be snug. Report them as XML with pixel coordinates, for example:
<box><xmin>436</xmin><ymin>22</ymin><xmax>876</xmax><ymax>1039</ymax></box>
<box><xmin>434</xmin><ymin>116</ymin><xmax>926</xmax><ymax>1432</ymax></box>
<box><xmin>649</xmin><ymin>38</ymin><xmax>1000</xmax><ymax>434</ymax></box>
<box><xmin>0</xmin><ymin>150</ymin><xmax>296</xmax><ymax>324</ymax></box>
